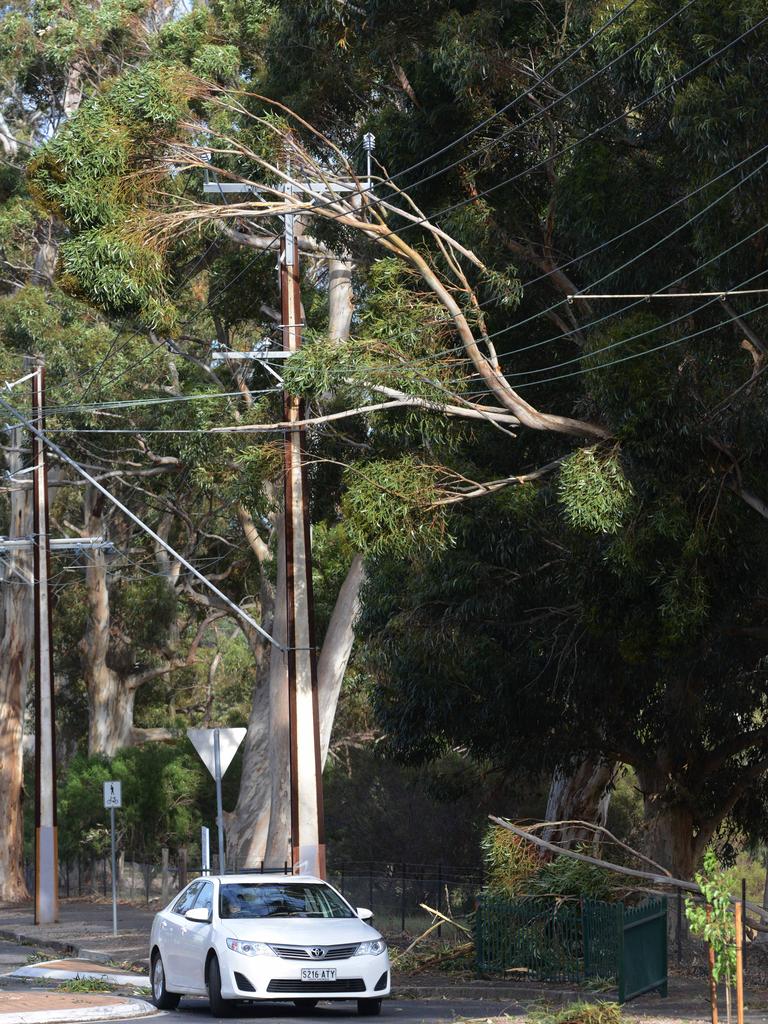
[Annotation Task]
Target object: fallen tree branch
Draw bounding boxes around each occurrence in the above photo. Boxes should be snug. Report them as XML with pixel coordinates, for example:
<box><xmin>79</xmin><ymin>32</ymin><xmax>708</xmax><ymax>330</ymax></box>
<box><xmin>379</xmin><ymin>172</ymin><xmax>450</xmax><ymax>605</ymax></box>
<box><xmin>489</xmin><ymin>815</ymin><xmax>768</xmax><ymax>923</ymax></box>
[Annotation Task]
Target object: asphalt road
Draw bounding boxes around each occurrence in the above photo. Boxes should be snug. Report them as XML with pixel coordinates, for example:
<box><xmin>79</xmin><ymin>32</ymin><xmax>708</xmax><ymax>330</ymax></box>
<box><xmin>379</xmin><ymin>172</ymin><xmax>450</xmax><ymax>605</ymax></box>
<box><xmin>121</xmin><ymin>997</ymin><xmax>521</xmax><ymax>1024</ymax></box>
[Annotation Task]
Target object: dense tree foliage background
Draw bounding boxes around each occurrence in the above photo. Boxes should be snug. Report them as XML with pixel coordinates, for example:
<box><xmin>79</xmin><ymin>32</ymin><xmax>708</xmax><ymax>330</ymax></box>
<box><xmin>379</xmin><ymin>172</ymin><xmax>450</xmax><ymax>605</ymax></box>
<box><xmin>1</xmin><ymin>0</ymin><xmax>768</xmax><ymax>895</ymax></box>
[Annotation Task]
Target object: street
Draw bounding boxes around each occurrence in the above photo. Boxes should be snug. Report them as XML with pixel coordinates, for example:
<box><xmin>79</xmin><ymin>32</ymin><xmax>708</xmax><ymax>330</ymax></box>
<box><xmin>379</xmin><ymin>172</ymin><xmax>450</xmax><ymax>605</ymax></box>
<box><xmin>109</xmin><ymin>998</ymin><xmax>524</xmax><ymax>1024</ymax></box>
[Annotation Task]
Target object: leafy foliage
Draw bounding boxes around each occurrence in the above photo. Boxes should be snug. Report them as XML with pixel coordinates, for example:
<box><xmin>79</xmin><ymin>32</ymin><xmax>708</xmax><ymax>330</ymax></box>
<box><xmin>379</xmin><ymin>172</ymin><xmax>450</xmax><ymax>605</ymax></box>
<box><xmin>558</xmin><ymin>446</ymin><xmax>634</xmax><ymax>535</ymax></box>
<box><xmin>685</xmin><ymin>849</ymin><xmax>737</xmax><ymax>986</ymax></box>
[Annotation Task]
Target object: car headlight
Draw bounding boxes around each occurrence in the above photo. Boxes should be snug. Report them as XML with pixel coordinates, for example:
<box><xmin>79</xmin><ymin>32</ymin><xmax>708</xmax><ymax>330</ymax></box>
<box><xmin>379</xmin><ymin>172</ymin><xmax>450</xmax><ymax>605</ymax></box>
<box><xmin>355</xmin><ymin>939</ymin><xmax>386</xmax><ymax>956</ymax></box>
<box><xmin>226</xmin><ymin>938</ymin><xmax>274</xmax><ymax>956</ymax></box>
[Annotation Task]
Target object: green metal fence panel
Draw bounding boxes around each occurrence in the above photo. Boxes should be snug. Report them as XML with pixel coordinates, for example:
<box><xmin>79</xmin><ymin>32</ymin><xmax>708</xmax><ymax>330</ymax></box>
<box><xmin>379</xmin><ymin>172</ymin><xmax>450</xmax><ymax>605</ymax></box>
<box><xmin>618</xmin><ymin>897</ymin><xmax>668</xmax><ymax>1003</ymax></box>
<box><xmin>476</xmin><ymin>894</ymin><xmax>668</xmax><ymax>1003</ymax></box>
<box><xmin>476</xmin><ymin>896</ymin><xmax>619</xmax><ymax>984</ymax></box>
<box><xmin>583</xmin><ymin>899</ymin><xmax>622</xmax><ymax>982</ymax></box>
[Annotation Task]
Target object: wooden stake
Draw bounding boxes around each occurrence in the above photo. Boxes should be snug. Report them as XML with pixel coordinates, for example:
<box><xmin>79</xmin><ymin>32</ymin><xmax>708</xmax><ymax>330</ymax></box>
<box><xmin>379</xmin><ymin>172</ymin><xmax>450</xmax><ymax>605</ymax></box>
<box><xmin>707</xmin><ymin>905</ymin><xmax>719</xmax><ymax>1024</ymax></box>
<box><xmin>735</xmin><ymin>902</ymin><xmax>744</xmax><ymax>1024</ymax></box>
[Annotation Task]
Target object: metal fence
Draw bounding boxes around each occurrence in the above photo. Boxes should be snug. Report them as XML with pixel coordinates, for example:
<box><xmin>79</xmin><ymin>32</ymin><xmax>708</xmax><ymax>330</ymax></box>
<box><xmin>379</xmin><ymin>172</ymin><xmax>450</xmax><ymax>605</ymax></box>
<box><xmin>51</xmin><ymin>856</ymin><xmax>481</xmax><ymax>934</ymax></box>
<box><xmin>475</xmin><ymin>894</ymin><xmax>668</xmax><ymax>1003</ymax></box>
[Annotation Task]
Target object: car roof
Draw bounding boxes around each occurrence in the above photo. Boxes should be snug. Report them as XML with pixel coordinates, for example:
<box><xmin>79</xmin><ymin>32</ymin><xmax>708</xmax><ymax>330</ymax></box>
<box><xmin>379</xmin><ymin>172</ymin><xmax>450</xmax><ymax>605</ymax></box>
<box><xmin>206</xmin><ymin>874</ymin><xmax>327</xmax><ymax>885</ymax></box>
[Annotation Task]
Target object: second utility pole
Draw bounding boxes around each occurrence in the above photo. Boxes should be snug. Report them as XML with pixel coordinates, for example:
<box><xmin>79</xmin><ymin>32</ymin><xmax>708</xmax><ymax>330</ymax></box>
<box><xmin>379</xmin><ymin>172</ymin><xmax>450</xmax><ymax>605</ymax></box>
<box><xmin>280</xmin><ymin>192</ymin><xmax>326</xmax><ymax>879</ymax></box>
<box><xmin>32</xmin><ymin>363</ymin><xmax>58</xmax><ymax>923</ymax></box>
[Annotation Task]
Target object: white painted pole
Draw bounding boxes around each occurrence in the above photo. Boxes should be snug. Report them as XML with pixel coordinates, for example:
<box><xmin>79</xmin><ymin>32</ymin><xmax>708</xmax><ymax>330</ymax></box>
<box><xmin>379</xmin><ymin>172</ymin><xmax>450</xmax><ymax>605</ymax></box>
<box><xmin>32</xmin><ymin>364</ymin><xmax>58</xmax><ymax>924</ymax></box>
<box><xmin>201</xmin><ymin>827</ymin><xmax>211</xmax><ymax>876</ymax></box>
<box><xmin>110</xmin><ymin>806</ymin><xmax>117</xmax><ymax>936</ymax></box>
<box><xmin>214</xmin><ymin>729</ymin><xmax>226</xmax><ymax>874</ymax></box>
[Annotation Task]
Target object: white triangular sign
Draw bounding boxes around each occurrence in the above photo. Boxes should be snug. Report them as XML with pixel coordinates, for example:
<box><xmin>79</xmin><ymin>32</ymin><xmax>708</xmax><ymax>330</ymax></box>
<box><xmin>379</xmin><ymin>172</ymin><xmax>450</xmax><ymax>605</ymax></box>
<box><xmin>187</xmin><ymin>727</ymin><xmax>247</xmax><ymax>778</ymax></box>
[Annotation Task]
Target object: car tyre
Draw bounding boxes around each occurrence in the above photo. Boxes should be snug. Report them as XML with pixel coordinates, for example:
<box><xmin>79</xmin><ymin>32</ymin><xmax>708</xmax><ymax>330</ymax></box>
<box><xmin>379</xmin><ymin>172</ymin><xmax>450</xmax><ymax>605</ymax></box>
<box><xmin>208</xmin><ymin>956</ymin><xmax>233</xmax><ymax>1018</ymax></box>
<box><xmin>293</xmin><ymin>999</ymin><xmax>319</xmax><ymax>1010</ymax></box>
<box><xmin>151</xmin><ymin>952</ymin><xmax>180</xmax><ymax>1010</ymax></box>
<box><xmin>357</xmin><ymin>998</ymin><xmax>382</xmax><ymax>1016</ymax></box>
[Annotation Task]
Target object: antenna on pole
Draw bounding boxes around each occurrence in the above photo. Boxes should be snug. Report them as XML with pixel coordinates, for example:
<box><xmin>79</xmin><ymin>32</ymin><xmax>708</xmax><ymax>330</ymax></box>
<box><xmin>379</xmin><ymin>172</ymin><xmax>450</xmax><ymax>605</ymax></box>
<box><xmin>362</xmin><ymin>132</ymin><xmax>376</xmax><ymax>194</ymax></box>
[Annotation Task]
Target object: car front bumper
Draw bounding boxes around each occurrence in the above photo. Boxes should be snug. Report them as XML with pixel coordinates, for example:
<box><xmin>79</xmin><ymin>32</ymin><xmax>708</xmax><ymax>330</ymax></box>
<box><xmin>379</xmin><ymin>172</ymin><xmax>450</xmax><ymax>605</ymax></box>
<box><xmin>219</xmin><ymin>952</ymin><xmax>391</xmax><ymax>1001</ymax></box>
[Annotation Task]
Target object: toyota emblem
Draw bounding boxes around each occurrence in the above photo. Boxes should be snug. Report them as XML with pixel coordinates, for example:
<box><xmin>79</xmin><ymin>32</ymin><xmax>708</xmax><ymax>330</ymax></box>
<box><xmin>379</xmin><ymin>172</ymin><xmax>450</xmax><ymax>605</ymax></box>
<box><xmin>309</xmin><ymin>947</ymin><xmax>325</xmax><ymax>959</ymax></box>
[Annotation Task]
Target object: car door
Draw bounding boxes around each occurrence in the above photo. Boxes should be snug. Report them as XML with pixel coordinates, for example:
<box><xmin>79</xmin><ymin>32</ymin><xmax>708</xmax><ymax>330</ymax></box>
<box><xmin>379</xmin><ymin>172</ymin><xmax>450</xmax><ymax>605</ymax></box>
<box><xmin>162</xmin><ymin>881</ymin><xmax>204</xmax><ymax>988</ymax></box>
<box><xmin>176</xmin><ymin>880</ymin><xmax>214</xmax><ymax>992</ymax></box>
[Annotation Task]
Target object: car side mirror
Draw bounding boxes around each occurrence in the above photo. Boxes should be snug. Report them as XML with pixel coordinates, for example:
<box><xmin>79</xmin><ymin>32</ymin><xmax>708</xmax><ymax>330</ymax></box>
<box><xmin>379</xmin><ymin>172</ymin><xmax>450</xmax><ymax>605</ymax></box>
<box><xmin>185</xmin><ymin>907</ymin><xmax>211</xmax><ymax>923</ymax></box>
<box><xmin>356</xmin><ymin>907</ymin><xmax>374</xmax><ymax>922</ymax></box>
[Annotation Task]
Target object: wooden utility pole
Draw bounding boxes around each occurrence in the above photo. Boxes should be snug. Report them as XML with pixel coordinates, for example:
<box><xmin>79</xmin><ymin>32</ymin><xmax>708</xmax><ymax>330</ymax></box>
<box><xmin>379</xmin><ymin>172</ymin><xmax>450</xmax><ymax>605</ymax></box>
<box><xmin>280</xmin><ymin>197</ymin><xmax>326</xmax><ymax>879</ymax></box>
<box><xmin>32</xmin><ymin>363</ymin><xmax>58</xmax><ymax>924</ymax></box>
<box><xmin>735</xmin><ymin>902</ymin><xmax>745</xmax><ymax>1024</ymax></box>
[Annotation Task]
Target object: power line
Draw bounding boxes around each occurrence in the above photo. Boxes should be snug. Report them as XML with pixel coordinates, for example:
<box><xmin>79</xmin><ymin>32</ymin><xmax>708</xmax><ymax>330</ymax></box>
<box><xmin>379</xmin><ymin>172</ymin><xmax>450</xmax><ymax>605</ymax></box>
<box><xmin>512</xmin><ymin>292</ymin><xmax>768</xmax><ymax>392</ymax></box>
<box><xmin>204</xmin><ymin>1</ymin><xmax>697</xmax><ymax>283</ymax></box>
<box><xmin>569</xmin><ymin>289</ymin><xmax>768</xmax><ymax>301</ymax></box>
<box><xmin>384</xmin><ymin>14</ymin><xmax>768</xmax><ymax>243</ymax></box>
<box><xmin>377</xmin><ymin>0</ymin><xmax>643</xmax><ymax>186</ymax></box>
<box><xmin>336</xmin><ymin>147</ymin><xmax>768</xmax><ymax>383</ymax></box>
<box><xmin>375</xmin><ymin>0</ymin><xmax>699</xmax><ymax>202</ymax></box>
<box><xmin>0</xmin><ymin>390</ymin><xmax>283</xmax><ymax>650</ymax></box>
<box><xmin>42</xmin><ymin>387</ymin><xmax>280</xmax><ymax>417</ymax></box>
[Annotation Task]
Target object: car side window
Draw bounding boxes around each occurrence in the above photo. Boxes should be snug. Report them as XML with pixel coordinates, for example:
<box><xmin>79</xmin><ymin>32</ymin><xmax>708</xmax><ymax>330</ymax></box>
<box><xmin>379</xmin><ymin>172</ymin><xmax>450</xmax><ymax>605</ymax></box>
<box><xmin>172</xmin><ymin>881</ymin><xmax>203</xmax><ymax>916</ymax></box>
<box><xmin>194</xmin><ymin>881</ymin><xmax>213</xmax><ymax>915</ymax></box>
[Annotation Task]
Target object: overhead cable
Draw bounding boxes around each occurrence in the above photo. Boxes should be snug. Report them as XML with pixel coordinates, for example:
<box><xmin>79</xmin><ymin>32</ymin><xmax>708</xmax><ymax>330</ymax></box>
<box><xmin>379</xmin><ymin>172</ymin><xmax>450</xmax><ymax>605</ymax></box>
<box><xmin>0</xmin><ymin>391</ymin><xmax>284</xmax><ymax>651</ymax></box>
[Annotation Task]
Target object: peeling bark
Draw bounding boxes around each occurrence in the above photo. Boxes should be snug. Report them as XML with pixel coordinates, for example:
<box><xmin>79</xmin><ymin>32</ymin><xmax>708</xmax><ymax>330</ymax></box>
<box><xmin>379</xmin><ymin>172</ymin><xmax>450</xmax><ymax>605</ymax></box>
<box><xmin>635</xmin><ymin>764</ymin><xmax>708</xmax><ymax>880</ymax></box>
<box><xmin>541</xmin><ymin>758</ymin><xmax>615</xmax><ymax>848</ymax></box>
<box><xmin>327</xmin><ymin>258</ymin><xmax>354</xmax><ymax>342</ymax></box>
<box><xmin>0</xmin><ymin>425</ymin><xmax>32</xmax><ymax>901</ymax></box>
<box><xmin>81</xmin><ymin>486</ymin><xmax>187</xmax><ymax>756</ymax></box>
<box><xmin>63</xmin><ymin>61</ymin><xmax>85</xmax><ymax>119</ymax></box>
<box><xmin>318</xmin><ymin>554</ymin><xmax>364</xmax><ymax>767</ymax></box>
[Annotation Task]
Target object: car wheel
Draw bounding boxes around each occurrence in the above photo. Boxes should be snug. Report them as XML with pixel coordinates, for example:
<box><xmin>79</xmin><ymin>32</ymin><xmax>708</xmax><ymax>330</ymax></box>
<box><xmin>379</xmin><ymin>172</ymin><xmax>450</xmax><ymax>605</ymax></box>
<box><xmin>293</xmin><ymin>999</ymin><xmax>319</xmax><ymax>1010</ymax></box>
<box><xmin>208</xmin><ymin>956</ymin><xmax>233</xmax><ymax>1018</ymax></box>
<box><xmin>151</xmin><ymin>951</ymin><xmax>180</xmax><ymax>1010</ymax></box>
<box><xmin>357</xmin><ymin>998</ymin><xmax>382</xmax><ymax>1016</ymax></box>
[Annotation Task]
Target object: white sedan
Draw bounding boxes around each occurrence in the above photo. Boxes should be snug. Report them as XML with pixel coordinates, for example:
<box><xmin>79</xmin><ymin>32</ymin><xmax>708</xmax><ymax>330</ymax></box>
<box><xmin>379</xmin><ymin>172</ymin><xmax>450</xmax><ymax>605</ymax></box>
<box><xmin>149</xmin><ymin>874</ymin><xmax>390</xmax><ymax>1017</ymax></box>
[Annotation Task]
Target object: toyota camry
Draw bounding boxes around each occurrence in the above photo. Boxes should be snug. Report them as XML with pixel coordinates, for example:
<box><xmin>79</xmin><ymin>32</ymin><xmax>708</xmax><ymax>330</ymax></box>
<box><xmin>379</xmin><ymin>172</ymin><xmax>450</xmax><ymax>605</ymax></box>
<box><xmin>149</xmin><ymin>874</ymin><xmax>390</xmax><ymax>1017</ymax></box>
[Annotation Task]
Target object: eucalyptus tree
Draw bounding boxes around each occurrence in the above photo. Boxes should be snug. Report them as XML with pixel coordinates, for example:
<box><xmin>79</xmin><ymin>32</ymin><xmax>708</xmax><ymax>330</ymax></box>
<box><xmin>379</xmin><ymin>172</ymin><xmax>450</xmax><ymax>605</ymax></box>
<box><xmin>10</xmin><ymin>0</ymin><xmax>768</xmax><ymax>892</ymax></box>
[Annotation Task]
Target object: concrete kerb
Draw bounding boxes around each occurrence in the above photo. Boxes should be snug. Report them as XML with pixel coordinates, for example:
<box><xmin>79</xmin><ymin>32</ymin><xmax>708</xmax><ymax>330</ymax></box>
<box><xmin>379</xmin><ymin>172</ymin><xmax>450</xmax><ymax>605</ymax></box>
<box><xmin>0</xmin><ymin>928</ymin><xmax>147</xmax><ymax>971</ymax></box>
<box><xmin>0</xmin><ymin>993</ymin><xmax>157</xmax><ymax>1024</ymax></box>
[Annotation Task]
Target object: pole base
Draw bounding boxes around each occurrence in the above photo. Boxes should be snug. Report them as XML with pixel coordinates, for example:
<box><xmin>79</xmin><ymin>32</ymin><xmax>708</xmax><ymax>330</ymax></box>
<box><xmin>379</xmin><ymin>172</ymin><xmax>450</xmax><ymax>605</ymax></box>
<box><xmin>35</xmin><ymin>825</ymin><xmax>58</xmax><ymax>924</ymax></box>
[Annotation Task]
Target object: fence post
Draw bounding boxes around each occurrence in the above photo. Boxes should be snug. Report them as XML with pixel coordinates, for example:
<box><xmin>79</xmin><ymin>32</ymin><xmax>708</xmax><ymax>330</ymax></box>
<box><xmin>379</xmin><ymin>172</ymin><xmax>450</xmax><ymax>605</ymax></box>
<box><xmin>401</xmin><ymin>862</ymin><xmax>406</xmax><ymax>933</ymax></box>
<box><xmin>178</xmin><ymin>846</ymin><xmax>188</xmax><ymax>890</ymax></box>
<box><xmin>741</xmin><ymin>877</ymin><xmax>747</xmax><ymax>971</ymax></box>
<box><xmin>369</xmin><ymin>866</ymin><xmax>373</xmax><ymax>912</ymax></box>
<box><xmin>617</xmin><ymin>902</ymin><xmax>626</xmax><ymax>1003</ymax></box>
<box><xmin>677</xmin><ymin>888</ymin><xmax>683</xmax><ymax>966</ymax></box>
<box><xmin>161</xmin><ymin>847</ymin><xmax>170</xmax><ymax>905</ymax></box>
<box><xmin>437</xmin><ymin>863</ymin><xmax>442</xmax><ymax>939</ymax></box>
<box><xmin>103</xmin><ymin>858</ymin><xmax>108</xmax><ymax>897</ymax></box>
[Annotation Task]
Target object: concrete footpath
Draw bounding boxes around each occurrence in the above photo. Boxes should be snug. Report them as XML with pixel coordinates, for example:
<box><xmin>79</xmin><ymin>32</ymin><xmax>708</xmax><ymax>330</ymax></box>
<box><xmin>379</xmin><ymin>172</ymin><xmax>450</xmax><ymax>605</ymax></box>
<box><xmin>1</xmin><ymin>899</ymin><xmax>768</xmax><ymax>1023</ymax></box>
<box><xmin>0</xmin><ymin>934</ymin><xmax>154</xmax><ymax>1024</ymax></box>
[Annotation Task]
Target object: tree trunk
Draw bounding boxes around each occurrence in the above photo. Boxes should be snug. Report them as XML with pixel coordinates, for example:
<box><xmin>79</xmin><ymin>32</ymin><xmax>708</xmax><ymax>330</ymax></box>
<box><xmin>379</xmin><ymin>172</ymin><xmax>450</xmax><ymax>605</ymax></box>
<box><xmin>635</xmin><ymin>768</ymin><xmax>704</xmax><ymax>880</ymax></box>
<box><xmin>327</xmin><ymin>258</ymin><xmax>354</xmax><ymax>341</ymax></box>
<box><xmin>63</xmin><ymin>61</ymin><xmax>85</xmax><ymax>118</ymax></box>
<box><xmin>0</xmin><ymin>427</ymin><xmax>32</xmax><ymax>901</ymax></box>
<box><xmin>227</xmin><ymin>540</ymin><xmax>276</xmax><ymax>868</ymax></box>
<box><xmin>264</xmin><ymin>524</ymin><xmax>291</xmax><ymax>867</ymax></box>
<box><xmin>541</xmin><ymin>758</ymin><xmax>615</xmax><ymax>848</ymax></box>
<box><xmin>82</xmin><ymin>487</ymin><xmax>130</xmax><ymax>756</ymax></box>
<box><xmin>81</xmin><ymin>487</ymin><xmax>175</xmax><ymax>755</ymax></box>
<box><xmin>317</xmin><ymin>554</ymin><xmax>364</xmax><ymax>767</ymax></box>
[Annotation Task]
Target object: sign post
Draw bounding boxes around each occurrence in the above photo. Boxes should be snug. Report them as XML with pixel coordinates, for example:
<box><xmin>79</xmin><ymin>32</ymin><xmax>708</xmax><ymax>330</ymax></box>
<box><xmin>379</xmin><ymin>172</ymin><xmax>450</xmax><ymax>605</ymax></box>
<box><xmin>201</xmin><ymin>826</ymin><xmax>211</xmax><ymax>876</ymax></box>
<box><xmin>103</xmin><ymin>781</ymin><xmax>121</xmax><ymax>935</ymax></box>
<box><xmin>187</xmin><ymin>728</ymin><xmax>246</xmax><ymax>875</ymax></box>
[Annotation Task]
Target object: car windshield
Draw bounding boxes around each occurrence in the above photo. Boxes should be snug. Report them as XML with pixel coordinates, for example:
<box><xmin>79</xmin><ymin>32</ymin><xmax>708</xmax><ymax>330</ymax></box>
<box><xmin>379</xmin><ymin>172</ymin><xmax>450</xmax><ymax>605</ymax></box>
<box><xmin>219</xmin><ymin>882</ymin><xmax>355</xmax><ymax>919</ymax></box>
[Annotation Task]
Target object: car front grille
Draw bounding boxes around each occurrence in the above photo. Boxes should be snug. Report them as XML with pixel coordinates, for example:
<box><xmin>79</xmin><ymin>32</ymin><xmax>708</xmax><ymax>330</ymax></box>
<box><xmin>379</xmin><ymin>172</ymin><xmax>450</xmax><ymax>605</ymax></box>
<box><xmin>267</xmin><ymin>978</ymin><xmax>366</xmax><ymax>994</ymax></box>
<box><xmin>269</xmin><ymin>943</ymin><xmax>359</xmax><ymax>960</ymax></box>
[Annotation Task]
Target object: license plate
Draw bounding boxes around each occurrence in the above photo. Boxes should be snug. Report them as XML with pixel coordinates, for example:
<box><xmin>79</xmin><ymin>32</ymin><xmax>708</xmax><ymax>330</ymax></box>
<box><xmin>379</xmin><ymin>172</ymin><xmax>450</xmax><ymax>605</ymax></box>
<box><xmin>301</xmin><ymin>967</ymin><xmax>336</xmax><ymax>982</ymax></box>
